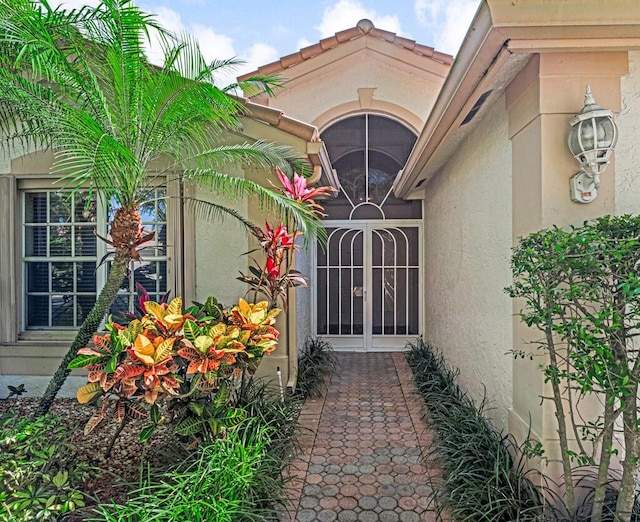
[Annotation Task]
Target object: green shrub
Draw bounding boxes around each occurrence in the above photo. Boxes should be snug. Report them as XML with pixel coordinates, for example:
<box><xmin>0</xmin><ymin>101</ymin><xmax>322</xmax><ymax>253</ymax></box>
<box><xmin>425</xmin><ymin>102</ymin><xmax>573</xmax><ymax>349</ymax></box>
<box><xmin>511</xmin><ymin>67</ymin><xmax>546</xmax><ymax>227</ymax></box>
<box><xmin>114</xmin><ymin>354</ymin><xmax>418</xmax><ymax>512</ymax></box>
<box><xmin>507</xmin><ymin>215</ymin><xmax>640</xmax><ymax>521</ymax></box>
<box><xmin>406</xmin><ymin>338</ymin><xmax>552</xmax><ymax>522</ymax></box>
<box><xmin>91</xmin><ymin>420</ymin><xmax>287</xmax><ymax>522</ymax></box>
<box><xmin>296</xmin><ymin>336</ymin><xmax>337</xmax><ymax>399</ymax></box>
<box><xmin>0</xmin><ymin>410</ymin><xmax>90</xmax><ymax>521</ymax></box>
<box><xmin>93</xmin><ymin>377</ymin><xmax>301</xmax><ymax>522</ymax></box>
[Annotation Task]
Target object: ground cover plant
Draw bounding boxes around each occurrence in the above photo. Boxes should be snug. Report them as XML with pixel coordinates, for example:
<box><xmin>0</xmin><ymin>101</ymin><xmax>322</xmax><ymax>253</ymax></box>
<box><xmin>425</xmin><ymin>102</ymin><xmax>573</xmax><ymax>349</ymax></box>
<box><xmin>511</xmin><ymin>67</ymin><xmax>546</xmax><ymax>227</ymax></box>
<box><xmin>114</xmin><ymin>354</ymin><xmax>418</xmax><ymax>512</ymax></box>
<box><xmin>0</xmin><ymin>410</ymin><xmax>91</xmax><ymax>521</ymax></box>
<box><xmin>406</xmin><ymin>338</ymin><xmax>554</xmax><ymax>522</ymax></box>
<box><xmin>90</xmin><ymin>380</ymin><xmax>302</xmax><ymax>522</ymax></box>
<box><xmin>296</xmin><ymin>336</ymin><xmax>338</xmax><ymax>399</ymax></box>
<box><xmin>0</xmin><ymin>361</ymin><xmax>304</xmax><ymax>521</ymax></box>
<box><xmin>508</xmin><ymin>215</ymin><xmax>640</xmax><ymax>521</ymax></box>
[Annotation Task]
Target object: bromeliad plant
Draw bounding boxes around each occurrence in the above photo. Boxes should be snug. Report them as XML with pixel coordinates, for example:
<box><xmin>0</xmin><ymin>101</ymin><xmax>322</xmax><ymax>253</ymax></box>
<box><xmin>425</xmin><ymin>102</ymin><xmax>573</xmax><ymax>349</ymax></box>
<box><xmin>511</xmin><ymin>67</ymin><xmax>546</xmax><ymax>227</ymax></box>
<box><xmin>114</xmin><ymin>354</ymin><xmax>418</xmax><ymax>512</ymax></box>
<box><xmin>239</xmin><ymin>167</ymin><xmax>335</xmax><ymax>310</ymax></box>
<box><xmin>239</xmin><ymin>221</ymin><xmax>307</xmax><ymax>311</ymax></box>
<box><xmin>68</xmin><ymin>296</ymin><xmax>280</xmax><ymax>453</ymax></box>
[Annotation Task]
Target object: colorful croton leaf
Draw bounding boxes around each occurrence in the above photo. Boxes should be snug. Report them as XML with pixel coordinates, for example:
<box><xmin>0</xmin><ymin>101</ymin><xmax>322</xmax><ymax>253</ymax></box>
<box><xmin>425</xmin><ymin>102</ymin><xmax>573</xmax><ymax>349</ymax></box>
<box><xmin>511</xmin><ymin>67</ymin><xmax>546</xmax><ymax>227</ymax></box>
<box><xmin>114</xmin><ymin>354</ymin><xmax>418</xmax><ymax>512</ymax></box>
<box><xmin>68</xmin><ymin>296</ymin><xmax>280</xmax><ymax>446</ymax></box>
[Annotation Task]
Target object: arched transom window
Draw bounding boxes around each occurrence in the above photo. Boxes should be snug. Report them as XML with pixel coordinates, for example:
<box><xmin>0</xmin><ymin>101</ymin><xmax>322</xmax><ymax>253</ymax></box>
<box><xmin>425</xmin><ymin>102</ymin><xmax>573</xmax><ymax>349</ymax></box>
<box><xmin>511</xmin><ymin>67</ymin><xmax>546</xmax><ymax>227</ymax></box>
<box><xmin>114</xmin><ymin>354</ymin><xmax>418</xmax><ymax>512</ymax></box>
<box><xmin>321</xmin><ymin>114</ymin><xmax>420</xmax><ymax>220</ymax></box>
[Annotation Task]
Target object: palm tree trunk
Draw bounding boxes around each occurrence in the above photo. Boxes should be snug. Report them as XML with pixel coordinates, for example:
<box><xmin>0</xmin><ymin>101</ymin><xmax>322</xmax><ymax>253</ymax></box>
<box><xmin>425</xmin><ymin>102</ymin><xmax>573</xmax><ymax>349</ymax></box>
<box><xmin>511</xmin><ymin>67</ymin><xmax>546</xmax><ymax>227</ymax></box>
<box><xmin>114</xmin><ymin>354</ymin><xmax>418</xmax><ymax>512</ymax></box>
<box><xmin>37</xmin><ymin>254</ymin><xmax>130</xmax><ymax>416</ymax></box>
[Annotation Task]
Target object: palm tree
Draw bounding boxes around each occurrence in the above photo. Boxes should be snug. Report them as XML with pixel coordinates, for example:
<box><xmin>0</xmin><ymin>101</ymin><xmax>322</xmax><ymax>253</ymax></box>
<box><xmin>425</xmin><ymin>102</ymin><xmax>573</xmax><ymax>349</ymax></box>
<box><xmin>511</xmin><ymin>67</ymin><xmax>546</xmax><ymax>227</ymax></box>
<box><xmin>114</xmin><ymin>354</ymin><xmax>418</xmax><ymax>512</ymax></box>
<box><xmin>0</xmin><ymin>0</ymin><xmax>323</xmax><ymax>414</ymax></box>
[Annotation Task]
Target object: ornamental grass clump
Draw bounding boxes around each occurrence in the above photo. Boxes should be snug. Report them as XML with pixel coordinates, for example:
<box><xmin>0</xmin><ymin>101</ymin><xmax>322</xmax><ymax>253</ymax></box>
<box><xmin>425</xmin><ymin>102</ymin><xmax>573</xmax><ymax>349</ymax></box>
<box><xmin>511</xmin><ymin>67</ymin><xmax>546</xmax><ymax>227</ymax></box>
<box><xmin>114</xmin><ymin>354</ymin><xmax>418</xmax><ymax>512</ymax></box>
<box><xmin>296</xmin><ymin>336</ymin><xmax>338</xmax><ymax>399</ymax></box>
<box><xmin>406</xmin><ymin>338</ymin><xmax>553</xmax><ymax>522</ymax></box>
<box><xmin>68</xmin><ymin>295</ymin><xmax>280</xmax><ymax>453</ymax></box>
<box><xmin>91</xmin><ymin>421</ymin><xmax>283</xmax><ymax>522</ymax></box>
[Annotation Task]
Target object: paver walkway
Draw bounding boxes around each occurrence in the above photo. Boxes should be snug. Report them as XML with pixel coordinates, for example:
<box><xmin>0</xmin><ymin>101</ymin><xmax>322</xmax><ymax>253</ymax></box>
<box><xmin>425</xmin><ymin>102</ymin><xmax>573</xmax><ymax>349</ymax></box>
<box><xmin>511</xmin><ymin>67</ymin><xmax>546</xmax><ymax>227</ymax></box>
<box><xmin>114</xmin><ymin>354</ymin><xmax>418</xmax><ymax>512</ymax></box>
<box><xmin>281</xmin><ymin>352</ymin><xmax>438</xmax><ymax>522</ymax></box>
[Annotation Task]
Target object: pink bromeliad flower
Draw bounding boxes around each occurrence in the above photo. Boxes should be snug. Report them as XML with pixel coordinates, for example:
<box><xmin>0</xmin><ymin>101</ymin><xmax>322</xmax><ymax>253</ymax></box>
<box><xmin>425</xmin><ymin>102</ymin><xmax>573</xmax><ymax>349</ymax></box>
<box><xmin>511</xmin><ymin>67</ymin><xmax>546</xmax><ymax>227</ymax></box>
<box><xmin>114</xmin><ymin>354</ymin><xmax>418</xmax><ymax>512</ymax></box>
<box><xmin>275</xmin><ymin>167</ymin><xmax>335</xmax><ymax>208</ymax></box>
<box><xmin>254</xmin><ymin>221</ymin><xmax>298</xmax><ymax>253</ymax></box>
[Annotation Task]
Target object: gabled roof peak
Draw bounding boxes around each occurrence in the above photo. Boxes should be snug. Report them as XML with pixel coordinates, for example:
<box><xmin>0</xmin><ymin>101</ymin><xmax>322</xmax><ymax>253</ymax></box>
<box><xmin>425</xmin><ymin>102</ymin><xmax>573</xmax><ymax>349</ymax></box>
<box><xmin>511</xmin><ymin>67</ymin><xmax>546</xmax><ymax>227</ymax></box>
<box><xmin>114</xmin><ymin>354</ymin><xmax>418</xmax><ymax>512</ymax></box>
<box><xmin>357</xmin><ymin>19</ymin><xmax>375</xmax><ymax>34</ymax></box>
<box><xmin>237</xmin><ymin>21</ymin><xmax>452</xmax><ymax>82</ymax></box>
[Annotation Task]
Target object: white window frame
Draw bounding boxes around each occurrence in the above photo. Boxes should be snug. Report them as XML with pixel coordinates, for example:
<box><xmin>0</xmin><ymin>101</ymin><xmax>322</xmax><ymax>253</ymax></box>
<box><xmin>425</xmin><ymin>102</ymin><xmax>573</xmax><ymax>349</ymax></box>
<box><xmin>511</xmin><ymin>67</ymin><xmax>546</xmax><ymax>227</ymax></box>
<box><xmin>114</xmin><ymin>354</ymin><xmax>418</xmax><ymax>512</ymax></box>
<box><xmin>9</xmin><ymin>177</ymin><xmax>177</xmax><ymax>340</ymax></box>
<box><xmin>21</xmin><ymin>188</ymin><xmax>107</xmax><ymax>331</ymax></box>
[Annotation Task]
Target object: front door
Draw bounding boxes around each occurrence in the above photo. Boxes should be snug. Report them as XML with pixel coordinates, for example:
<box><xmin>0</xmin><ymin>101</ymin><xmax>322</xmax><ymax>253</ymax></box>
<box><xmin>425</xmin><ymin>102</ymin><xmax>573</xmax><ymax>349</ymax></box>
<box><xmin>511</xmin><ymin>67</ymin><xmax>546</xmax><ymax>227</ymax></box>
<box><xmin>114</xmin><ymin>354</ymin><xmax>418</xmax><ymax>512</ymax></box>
<box><xmin>314</xmin><ymin>221</ymin><xmax>421</xmax><ymax>351</ymax></box>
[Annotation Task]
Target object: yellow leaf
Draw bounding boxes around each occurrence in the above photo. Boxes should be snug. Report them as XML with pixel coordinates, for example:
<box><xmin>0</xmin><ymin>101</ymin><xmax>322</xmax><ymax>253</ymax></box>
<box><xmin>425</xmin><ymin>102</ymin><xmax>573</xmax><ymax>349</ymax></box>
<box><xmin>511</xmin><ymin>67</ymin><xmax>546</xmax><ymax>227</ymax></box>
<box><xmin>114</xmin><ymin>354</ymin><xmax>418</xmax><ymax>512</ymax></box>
<box><xmin>154</xmin><ymin>337</ymin><xmax>176</xmax><ymax>363</ymax></box>
<box><xmin>237</xmin><ymin>298</ymin><xmax>251</xmax><ymax>317</ymax></box>
<box><xmin>77</xmin><ymin>382</ymin><xmax>102</xmax><ymax>404</ymax></box>
<box><xmin>210</xmin><ymin>323</ymin><xmax>226</xmax><ymax>337</ymax></box>
<box><xmin>164</xmin><ymin>314</ymin><xmax>184</xmax><ymax>329</ymax></box>
<box><xmin>135</xmin><ymin>334</ymin><xmax>155</xmax><ymax>356</ymax></box>
<box><xmin>194</xmin><ymin>335</ymin><xmax>213</xmax><ymax>353</ymax></box>
<box><xmin>134</xmin><ymin>334</ymin><xmax>156</xmax><ymax>365</ymax></box>
<box><xmin>128</xmin><ymin>319</ymin><xmax>142</xmax><ymax>337</ymax></box>
<box><xmin>166</xmin><ymin>297</ymin><xmax>183</xmax><ymax>316</ymax></box>
<box><xmin>144</xmin><ymin>301</ymin><xmax>166</xmax><ymax>320</ymax></box>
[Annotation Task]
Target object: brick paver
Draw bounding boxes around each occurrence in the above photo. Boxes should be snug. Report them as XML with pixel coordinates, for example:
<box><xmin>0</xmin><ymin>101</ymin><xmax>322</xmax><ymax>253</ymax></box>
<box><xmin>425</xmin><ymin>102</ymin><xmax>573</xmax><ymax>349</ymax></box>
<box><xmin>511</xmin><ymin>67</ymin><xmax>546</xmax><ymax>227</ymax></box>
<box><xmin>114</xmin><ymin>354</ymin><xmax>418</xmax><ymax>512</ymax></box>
<box><xmin>281</xmin><ymin>352</ymin><xmax>439</xmax><ymax>522</ymax></box>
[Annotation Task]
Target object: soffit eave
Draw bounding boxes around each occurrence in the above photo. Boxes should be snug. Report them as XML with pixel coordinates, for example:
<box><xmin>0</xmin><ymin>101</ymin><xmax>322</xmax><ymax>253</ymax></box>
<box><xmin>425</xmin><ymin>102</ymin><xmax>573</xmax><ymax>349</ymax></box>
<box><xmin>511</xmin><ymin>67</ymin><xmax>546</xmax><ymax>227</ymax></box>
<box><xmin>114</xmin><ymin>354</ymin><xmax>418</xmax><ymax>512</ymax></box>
<box><xmin>235</xmin><ymin>96</ymin><xmax>336</xmax><ymax>185</ymax></box>
<box><xmin>394</xmin><ymin>0</ymin><xmax>640</xmax><ymax>199</ymax></box>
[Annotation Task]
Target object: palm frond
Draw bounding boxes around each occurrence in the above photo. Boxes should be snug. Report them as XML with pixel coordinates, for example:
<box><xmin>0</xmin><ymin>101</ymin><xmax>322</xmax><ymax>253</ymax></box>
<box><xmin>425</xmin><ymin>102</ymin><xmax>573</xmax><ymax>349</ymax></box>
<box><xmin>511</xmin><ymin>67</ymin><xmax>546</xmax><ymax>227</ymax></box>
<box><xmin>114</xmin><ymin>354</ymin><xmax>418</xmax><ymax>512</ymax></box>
<box><xmin>178</xmin><ymin>168</ymin><xmax>325</xmax><ymax>242</ymax></box>
<box><xmin>173</xmin><ymin>141</ymin><xmax>310</xmax><ymax>177</ymax></box>
<box><xmin>182</xmin><ymin>197</ymin><xmax>262</xmax><ymax>236</ymax></box>
<box><xmin>224</xmin><ymin>73</ymin><xmax>285</xmax><ymax>98</ymax></box>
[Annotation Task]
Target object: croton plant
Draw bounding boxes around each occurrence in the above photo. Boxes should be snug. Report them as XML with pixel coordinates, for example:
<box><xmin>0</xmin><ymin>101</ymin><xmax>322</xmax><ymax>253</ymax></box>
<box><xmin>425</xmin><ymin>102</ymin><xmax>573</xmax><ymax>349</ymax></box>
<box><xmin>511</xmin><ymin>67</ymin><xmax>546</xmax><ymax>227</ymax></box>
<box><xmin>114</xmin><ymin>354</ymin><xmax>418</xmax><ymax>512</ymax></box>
<box><xmin>68</xmin><ymin>296</ymin><xmax>279</xmax><ymax>444</ymax></box>
<box><xmin>70</xmin><ymin>168</ymin><xmax>333</xmax><ymax>449</ymax></box>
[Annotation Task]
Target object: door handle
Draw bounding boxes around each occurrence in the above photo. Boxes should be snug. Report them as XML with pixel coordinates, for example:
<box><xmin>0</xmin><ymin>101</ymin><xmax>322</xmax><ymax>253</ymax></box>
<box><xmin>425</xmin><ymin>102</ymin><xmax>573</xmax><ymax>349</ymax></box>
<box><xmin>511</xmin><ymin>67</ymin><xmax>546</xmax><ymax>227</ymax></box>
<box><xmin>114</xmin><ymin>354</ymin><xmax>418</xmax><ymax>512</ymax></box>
<box><xmin>353</xmin><ymin>286</ymin><xmax>365</xmax><ymax>298</ymax></box>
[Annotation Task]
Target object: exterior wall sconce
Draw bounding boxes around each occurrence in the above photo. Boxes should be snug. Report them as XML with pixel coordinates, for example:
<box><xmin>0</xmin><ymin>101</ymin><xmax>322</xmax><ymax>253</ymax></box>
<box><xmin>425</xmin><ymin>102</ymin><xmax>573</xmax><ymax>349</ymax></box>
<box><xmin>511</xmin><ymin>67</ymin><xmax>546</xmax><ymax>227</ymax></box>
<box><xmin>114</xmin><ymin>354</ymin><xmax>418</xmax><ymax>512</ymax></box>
<box><xmin>567</xmin><ymin>85</ymin><xmax>618</xmax><ymax>203</ymax></box>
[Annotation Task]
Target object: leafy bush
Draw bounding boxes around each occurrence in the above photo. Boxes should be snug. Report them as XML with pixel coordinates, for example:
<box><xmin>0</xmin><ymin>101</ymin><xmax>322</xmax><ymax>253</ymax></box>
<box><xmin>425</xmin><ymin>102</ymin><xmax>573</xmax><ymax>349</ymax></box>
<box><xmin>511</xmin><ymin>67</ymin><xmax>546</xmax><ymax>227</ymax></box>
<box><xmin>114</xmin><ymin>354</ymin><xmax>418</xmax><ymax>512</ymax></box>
<box><xmin>67</xmin><ymin>296</ymin><xmax>280</xmax><ymax>448</ymax></box>
<box><xmin>296</xmin><ymin>336</ymin><xmax>338</xmax><ymax>399</ymax></box>
<box><xmin>92</xmin><ymin>376</ymin><xmax>303</xmax><ymax>522</ymax></box>
<box><xmin>91</xmin><ymin>422</ymin><xmax>282</xmax><ymax>522</ymax></box>
<box><xmin>406</xmin><ymin>338</ymin><xmax>552</xmax><ymax>522</ymax></box>
<box><xmin>0</xmin><ymin>410</ymin><xmax>90</xmax><ymax>521</ymax></box>
<box><xmin>507</xmin><ymin>215</ymin><xmax>640</xmax><ymax>520</ymax></box>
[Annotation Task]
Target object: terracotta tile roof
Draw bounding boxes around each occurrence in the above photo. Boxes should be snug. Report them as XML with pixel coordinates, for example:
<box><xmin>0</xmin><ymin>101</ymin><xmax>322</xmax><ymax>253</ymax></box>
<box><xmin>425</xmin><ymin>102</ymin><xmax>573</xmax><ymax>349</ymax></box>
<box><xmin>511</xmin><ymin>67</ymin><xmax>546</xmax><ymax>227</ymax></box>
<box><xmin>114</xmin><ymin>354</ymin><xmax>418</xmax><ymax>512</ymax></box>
<box><xmin>238</xmin><ymin>19</ymin><xmax>453</xmax><ymax>82</ymax></box>
<box><xmin>234</xmin><ymin>95</ymin><xmax>320</xmax><ymax>142</ymax></box>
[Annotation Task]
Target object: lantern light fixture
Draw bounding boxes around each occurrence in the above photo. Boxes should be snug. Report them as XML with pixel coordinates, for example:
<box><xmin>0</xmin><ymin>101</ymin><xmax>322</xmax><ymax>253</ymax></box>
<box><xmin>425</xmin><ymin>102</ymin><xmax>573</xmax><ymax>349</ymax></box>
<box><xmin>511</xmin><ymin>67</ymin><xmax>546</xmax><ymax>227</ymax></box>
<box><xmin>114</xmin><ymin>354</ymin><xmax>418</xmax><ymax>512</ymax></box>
<box><xmin>567</xmin><ymin>85</ymin><xmax>618</xmax><ymax>204</ymax></box>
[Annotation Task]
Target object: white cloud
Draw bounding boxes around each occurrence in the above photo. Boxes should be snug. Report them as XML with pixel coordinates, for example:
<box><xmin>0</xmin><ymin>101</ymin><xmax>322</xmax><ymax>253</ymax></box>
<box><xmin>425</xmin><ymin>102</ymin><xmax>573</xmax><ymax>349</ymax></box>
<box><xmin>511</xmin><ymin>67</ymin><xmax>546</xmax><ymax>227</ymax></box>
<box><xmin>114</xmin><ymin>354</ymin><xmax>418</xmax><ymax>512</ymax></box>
<box><xmin>414</xmin><ymin>0</ymin><xmax>442</xmax><ymax>26</ymax></box>
<box><xmin>437</xmin><ymin>1</ymin><xmax>478</xmax><ymax>55</ymax></box>
<box><xmin>414</xmin><ymin>0</ymin><xmax>478</xmax><ymax>56</ymax></box>
<box><xmin>141</xmin><ymin>5</ymin><xmax>240</xmax><ymax>85</ymax></box>
<box><xmin>191</xmin><ymin>23</ymin><xmax>236</xmax><ymax>62</ymax></box>
<box><xmin>297</xmin><ymin>37</ymin><xmax>313</xmax><ymax>50</ymax></box>
<box><xmin>242</xmin><ymin>43</ymin><xmax>279</xmax><ymax>71</ymax></box>
<box><xmin>317</xmin><ymin>0</ymin><xmax>402</xmax><ymax>37</ymax></box>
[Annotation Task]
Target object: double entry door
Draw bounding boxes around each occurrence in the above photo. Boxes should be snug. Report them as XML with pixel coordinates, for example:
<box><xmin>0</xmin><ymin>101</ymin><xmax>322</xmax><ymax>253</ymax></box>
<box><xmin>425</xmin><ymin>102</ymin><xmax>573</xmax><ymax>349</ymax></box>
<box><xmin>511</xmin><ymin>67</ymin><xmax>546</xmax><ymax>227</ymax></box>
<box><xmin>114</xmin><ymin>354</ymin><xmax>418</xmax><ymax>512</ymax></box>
<box><xmin>314</xmin><ymin>221</ymin><xmax>422</xmax><ymax>351</ymax></box>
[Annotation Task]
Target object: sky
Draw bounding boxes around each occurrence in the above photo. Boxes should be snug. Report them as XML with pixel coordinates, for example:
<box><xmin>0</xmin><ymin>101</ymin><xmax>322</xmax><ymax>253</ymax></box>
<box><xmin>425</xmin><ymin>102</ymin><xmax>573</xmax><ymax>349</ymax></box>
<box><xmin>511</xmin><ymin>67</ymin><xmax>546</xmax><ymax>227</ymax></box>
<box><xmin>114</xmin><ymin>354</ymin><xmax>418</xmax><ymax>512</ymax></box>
<box><xmin>50</xmin><ymin>0</ymin><xmax>480</xmax><ymax>83</ymax></box>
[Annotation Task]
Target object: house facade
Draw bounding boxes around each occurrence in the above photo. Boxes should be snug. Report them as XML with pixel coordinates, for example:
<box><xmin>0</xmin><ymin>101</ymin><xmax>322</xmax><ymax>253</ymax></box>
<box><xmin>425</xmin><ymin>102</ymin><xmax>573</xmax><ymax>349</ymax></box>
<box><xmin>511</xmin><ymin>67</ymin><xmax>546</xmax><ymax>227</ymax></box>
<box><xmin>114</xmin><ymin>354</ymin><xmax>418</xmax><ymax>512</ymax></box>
<box><xmin>2</xmin><ymin>0</ymin><xmax>640</xmax><ymax>461</ymax></box>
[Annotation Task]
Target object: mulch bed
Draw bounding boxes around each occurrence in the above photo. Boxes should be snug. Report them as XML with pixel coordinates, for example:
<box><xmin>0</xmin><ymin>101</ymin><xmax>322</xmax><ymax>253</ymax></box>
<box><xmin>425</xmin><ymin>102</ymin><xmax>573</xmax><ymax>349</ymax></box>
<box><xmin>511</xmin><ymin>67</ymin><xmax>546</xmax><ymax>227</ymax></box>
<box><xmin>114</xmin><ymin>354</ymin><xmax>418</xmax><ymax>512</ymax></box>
<box><xmin>0</xmin><ymin>397</ymin><xmax>178</xmax><ymax>520</ymax></box>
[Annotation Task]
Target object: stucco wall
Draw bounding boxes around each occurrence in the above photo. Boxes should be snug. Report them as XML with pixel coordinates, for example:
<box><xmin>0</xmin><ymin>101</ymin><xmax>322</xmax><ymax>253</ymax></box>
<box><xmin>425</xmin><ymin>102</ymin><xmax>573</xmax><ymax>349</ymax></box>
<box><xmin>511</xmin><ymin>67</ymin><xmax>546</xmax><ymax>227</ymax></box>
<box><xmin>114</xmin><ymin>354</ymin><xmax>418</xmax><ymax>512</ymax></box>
<box><xmin>423</xmin><ymin>96</ymin><xmax>513</xmax><ymax>429</ymax></box>
<box><xmin>616</xmin><ymin>50</ymin><xmax>640</xmax><ymax>215</ymax></box>
<box><xmin>193</xmin><ymin>176</ymin><xmax>250</xmax><ymax>307</ymax></box>
<box><xmin>278</xmin><ymin>52</ymin><xmax>441</xmax><ymax>128</ymax></box>
<box><xmin>295</xmin><ymin>246</ymin><xmax>313</xmax><ymax>351</ymax></box>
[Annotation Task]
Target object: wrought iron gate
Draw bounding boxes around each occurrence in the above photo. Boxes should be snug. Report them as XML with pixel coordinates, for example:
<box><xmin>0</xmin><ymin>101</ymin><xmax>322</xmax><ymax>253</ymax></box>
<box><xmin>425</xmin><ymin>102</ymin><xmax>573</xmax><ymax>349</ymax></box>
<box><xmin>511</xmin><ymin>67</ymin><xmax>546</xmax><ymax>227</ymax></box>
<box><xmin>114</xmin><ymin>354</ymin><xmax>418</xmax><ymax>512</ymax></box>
<box><xmin>314</xmin><ymin>222</ymin><xmax>421</xmax><ymax>351</ymax></box>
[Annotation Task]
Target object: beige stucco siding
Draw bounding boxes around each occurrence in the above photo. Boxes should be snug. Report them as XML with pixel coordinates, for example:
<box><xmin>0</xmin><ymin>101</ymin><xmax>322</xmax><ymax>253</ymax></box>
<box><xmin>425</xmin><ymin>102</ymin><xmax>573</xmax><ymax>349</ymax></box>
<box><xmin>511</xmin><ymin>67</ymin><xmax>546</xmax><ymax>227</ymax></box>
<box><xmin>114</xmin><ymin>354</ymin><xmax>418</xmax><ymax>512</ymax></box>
<box><xmin>423</xmin><ymin>96</ymin><xmax>513</xmax><ymax>430</ymax></box>
<box><xmin>616</xmin><ymin>50</ymin><xmax>640</xmax><ymax>215</ymax></box>
<box><xmin>268</xmin><ymin>48</ymin><xmax>445</xmax><ymax>133</ymax></box>
<box><xmin>192</xmin><ymin>178</ymin><xmax>250</xmax><ymax>307</ymax></box>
